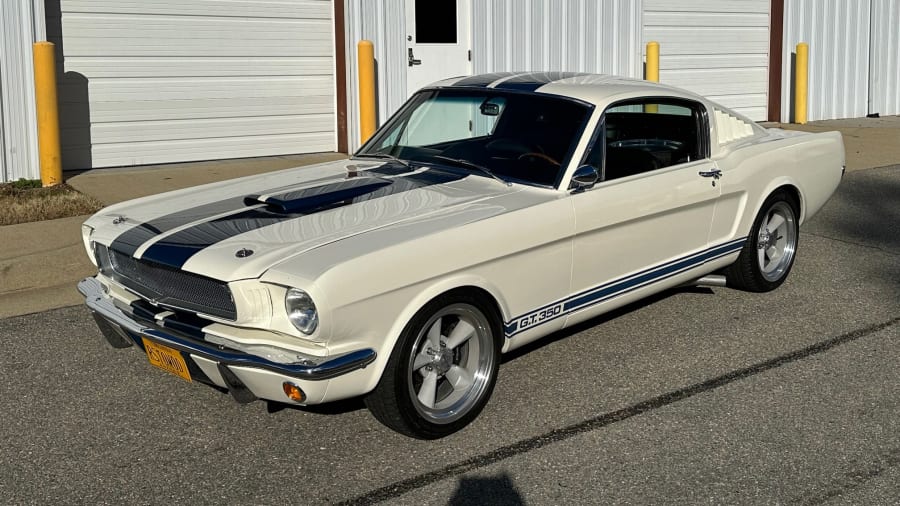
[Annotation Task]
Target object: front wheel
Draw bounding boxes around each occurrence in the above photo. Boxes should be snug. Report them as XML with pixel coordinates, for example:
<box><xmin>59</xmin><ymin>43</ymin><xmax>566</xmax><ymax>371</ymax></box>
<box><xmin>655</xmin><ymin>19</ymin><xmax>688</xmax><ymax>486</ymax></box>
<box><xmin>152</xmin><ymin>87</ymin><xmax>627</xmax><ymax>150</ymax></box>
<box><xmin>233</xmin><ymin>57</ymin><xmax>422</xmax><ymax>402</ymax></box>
<box><xmin>365</xmin><ymin>293</ymin><xmax>500</xmax><ymax>439</ymax></box>
<box><xmin>726</xmin><ymin>191</ymin><xmax>799</xmax><ymax>292</ymax></box>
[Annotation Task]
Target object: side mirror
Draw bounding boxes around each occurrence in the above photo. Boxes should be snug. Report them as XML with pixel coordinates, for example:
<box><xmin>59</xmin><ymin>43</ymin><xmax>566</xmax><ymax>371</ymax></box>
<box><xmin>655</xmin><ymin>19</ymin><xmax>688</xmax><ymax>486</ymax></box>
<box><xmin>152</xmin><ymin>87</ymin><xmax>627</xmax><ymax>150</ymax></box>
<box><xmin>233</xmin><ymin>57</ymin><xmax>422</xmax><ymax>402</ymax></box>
<box><xmin>570</xmin><ymin>165</ymin><xmax>599</xmax><ymax>192</ymax></box>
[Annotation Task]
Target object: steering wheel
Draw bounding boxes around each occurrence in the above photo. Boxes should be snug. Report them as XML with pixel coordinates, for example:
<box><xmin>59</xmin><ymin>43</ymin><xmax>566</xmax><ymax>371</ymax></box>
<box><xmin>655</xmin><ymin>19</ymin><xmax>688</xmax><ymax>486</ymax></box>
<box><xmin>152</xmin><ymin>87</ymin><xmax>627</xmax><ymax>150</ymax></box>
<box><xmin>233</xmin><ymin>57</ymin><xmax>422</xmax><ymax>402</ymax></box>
<box><xmin>518</xmin><ymin>152</ymin><xmax>561</xmax><ymax>166</ymax></box>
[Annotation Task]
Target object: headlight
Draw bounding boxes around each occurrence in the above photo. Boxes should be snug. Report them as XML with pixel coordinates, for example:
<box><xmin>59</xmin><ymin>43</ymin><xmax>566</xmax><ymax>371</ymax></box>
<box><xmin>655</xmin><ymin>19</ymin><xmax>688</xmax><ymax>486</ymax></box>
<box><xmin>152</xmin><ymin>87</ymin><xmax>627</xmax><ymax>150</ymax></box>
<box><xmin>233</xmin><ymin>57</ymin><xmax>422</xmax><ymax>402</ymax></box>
<box><xmin>285</xmin><ymin>288</ymin><xmax>318</xmax><ymax>335</ymax></box>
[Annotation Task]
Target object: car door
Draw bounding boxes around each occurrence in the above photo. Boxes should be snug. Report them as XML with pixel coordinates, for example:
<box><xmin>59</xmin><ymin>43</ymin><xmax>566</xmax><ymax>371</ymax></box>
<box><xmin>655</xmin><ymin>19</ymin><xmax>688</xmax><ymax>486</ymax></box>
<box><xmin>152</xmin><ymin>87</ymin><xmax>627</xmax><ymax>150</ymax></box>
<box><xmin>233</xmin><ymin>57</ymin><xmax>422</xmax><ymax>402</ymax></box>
<box><xmin>565</xmin><ymin>99</ymin><xmax>724</xmax><ymax>328</ymax></box>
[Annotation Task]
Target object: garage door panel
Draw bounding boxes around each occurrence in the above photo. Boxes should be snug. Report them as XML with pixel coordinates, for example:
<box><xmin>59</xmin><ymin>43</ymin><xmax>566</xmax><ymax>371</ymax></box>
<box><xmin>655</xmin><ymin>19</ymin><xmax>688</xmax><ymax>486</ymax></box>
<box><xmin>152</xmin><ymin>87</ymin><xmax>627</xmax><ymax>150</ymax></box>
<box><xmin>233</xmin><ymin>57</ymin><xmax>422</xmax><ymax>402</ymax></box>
<box><xmin>643</xmin><ymin>0</ymin><xmax>769</xmax><ymax>121</ymax></box>
<box><xmin>660</xmin><ymin>54</ymin><xmax>768</xmax><ymax>70</ymax></box>
<box><xmin>58</xmin><ymin>0</ymin><xmax>337</xmax><ymax>169</ymax></box>
<box><xmin>70</xmin><ymin>132</ymin><xmax>336</xmax><ymax>168</ymax></box>
<box><xmin>644</xmin><ymin>0</ymin><xmax>768</xmax><ymax>13</ymax></box>
<box><xmin>644</xmin><ymin>12</ymin><xmax>768</xmax><ymax>27</ymax></box>
<box><xmin>63</xmin><ymin>37</ymin><xmax>333</xmax><ymax>58</ymax></box>
<box><xmin>59</xmin><ymin>76</ymin><xmax>334</xmax><ymax>102</ymax></box>
<box><xmin>63</xmin><ymin>56</ymin><xmax>334</xmax><ymax>79</ymax></box>
<box><xmin>75</xmin><ymin>114</ymin><xmax>335</xmax><ymax>144</ymax></box>
<box><xmin>62</xmin><ymin>0</ymin><xmax>332</xmax><ymax>19</ymax></box>
<box><xmin>60</xmin><ymin>96</ymin><xmax>335</xmax><ymax>124</ymax></box>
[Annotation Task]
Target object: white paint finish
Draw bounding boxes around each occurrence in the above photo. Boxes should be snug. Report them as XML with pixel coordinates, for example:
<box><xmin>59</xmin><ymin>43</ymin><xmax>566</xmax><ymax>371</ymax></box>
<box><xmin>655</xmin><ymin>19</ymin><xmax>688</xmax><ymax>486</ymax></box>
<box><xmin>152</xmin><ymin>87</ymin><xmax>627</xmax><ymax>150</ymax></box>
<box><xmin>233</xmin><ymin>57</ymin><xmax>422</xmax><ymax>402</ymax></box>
<box><xmin>82</xmin><ymin>76</ymin><xmax>845</xmax><ymax>408</ymax></box>
<box><xmin>404</xmin><ymin>0</ymin><xmax>472</xmax><ymax>97</ymax></box>
<box><xmin>643</xmin><ymin>0</ymin><xmax>770</xmax><ymax>121</ymax></box>
<box><xmin>869</xmin><ymin>0</ymin><xmax>900</xmax><ymax>116</ymax></box>
<box><xmin>471</xmin><ymin>0</ymin><xmax>642</xmax><ymax>78</ymax></box>
<box><xmin>0</xmin><ymin>0</ymin><xmax>41</xmax><ymax>182</ymax></box>
<box><xmin>781</xmin><ymin>0</ymin><xmax>871</xmax><ymax>121</ymax></box>
<box><xmin>55</xmin><ymin>0</ymin><xmax>336</xmax><ymax>169</ymax></box>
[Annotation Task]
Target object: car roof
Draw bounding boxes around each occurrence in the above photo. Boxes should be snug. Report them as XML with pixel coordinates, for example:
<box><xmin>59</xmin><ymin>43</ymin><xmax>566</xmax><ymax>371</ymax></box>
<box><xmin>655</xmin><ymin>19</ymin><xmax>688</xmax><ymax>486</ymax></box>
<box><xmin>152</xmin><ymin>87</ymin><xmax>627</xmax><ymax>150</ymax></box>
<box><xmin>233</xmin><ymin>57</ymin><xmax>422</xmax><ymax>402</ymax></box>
<box><xmin>430</xmin><ymin>71</ymin><xmax>708</xmax><ymax>108</ymax></box>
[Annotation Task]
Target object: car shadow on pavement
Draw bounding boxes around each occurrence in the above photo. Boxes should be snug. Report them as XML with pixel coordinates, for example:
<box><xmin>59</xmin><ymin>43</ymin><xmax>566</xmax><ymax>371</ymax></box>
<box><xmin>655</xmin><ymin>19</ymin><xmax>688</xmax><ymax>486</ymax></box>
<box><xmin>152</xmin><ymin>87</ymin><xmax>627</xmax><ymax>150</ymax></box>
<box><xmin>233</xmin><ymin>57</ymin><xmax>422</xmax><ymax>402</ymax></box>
<box><xmin>448</xmin><ymin>472</ymin><xmax>525</xmax><ymax>505</ymax></box>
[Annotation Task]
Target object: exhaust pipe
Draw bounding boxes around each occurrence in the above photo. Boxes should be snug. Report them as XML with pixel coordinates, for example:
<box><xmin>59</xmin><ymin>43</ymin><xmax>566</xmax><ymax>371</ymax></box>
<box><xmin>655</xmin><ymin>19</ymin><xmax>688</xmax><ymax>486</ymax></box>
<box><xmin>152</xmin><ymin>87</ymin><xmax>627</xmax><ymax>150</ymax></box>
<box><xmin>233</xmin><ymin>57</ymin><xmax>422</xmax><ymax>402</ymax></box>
<box><xmin>680</xmin><ymin>274</ymin><xmax>727</xmax><ymax>288</ymax></box>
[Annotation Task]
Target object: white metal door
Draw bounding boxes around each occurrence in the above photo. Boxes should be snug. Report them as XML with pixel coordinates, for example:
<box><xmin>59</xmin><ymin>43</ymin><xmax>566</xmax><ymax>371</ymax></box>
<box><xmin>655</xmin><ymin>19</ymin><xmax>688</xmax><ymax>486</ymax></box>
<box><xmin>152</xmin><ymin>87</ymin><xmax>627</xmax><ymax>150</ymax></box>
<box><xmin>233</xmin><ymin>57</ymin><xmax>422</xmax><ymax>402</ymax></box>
<box><xmin>404</xmin><ymin>0</ymin><xmax>471</xmax><ymax>96</ymax></box>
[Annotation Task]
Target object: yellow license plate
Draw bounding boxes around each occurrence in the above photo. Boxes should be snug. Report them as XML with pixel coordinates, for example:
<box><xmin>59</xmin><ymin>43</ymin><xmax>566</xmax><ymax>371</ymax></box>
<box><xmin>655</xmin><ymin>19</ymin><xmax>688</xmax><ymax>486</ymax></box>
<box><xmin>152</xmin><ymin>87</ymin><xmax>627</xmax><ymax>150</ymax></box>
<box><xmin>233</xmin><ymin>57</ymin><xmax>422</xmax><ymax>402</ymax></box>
<box><xmin>142</xmin><ymin>338</ymin><xmax>192</xmax><ymax>382</ymax></box>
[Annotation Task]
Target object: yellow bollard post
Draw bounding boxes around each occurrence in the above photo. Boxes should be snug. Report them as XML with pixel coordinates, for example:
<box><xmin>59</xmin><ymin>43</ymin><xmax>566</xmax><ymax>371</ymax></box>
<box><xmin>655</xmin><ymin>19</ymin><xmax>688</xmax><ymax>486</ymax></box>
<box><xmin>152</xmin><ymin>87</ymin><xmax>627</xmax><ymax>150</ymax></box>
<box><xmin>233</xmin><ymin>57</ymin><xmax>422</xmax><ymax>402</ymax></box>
<box><xmin>32</xmin><ymin>42</ymin><xmax>63</xmax><ymax>187</ymax></box>
<box><xmin>646</xmin><ymin>41</ymin><xmax>659</xmax><ymax>82</ymax></box>
<box><xmin>794</xmin><ymin>42</ymin><xmax>808</xmax><ymax>124</ymax></box>
<box><xmin>357</xmin><ymin>40</ymin><xmax>377</xmax><ymax>144</ymax></box>
<box><xmin>645</xmin><ymin>41</ymin><xmax>660</xmax><ymax>113</ymax></box>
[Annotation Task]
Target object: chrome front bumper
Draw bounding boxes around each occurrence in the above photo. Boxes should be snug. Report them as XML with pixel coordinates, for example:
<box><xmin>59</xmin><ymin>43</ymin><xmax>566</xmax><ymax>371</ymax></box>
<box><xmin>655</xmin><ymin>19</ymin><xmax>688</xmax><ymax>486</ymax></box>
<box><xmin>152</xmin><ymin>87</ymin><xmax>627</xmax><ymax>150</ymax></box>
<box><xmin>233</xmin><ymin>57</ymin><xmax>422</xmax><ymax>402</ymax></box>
<box><xmin>78</xmin><ymin>277</ymin><xmax>376</xmax><ymax>403</ymax></box>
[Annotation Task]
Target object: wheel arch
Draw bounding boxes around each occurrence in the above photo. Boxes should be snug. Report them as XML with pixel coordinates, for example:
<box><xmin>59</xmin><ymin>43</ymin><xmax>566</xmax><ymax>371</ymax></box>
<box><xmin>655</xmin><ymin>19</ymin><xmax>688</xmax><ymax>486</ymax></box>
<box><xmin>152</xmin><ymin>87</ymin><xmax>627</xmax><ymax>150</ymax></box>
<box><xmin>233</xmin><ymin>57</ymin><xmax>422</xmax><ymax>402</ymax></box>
<box><xmin>347</xmin><ymin>276</ymin><xmax>510</xmax><ymax>398</ymax></box>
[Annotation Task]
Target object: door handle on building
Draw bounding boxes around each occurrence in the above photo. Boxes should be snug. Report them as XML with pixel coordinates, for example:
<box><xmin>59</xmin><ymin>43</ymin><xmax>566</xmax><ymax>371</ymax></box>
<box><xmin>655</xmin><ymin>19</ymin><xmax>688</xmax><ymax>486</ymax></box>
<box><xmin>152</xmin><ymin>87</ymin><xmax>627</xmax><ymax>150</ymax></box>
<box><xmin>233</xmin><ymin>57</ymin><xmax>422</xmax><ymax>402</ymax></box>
<box><xmin>408</xmin><ymin>48</ymin><xmax>422</xmax><ymax>66</ymax></box>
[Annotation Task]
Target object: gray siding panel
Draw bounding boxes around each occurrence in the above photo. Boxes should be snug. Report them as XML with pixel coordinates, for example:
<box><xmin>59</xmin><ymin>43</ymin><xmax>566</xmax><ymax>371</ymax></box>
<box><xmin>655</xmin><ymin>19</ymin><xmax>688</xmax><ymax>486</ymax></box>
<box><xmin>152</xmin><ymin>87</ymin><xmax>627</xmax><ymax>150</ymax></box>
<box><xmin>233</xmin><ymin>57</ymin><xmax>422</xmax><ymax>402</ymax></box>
<box><xmin>472</xmin><ymin>0</ymin><xmax>642</xmax><ymax>78</ymax></box>
<box><xmin>781</xmin><ymin>0</ymin><xmax>870</xmax><ymax>121</ymax></box>
<box><xmin>643</xmin><ymin>0</ymin><xmax>771</xmax><ymax>121</ymax></box>
<box><xmin>869</xmin><ymin>0</ymin><xmax>900</xmax><ymax>116</ymax></box>
<box><xmin>0</xmin><ymin>0</ymin><xmax>41</xmax><ymax>182</ymax></box>
<box><xmin>55</xmin><ymin>0</ymin><xmax>336</xmax><ymax>169</ymax></box>
<box><xmin>344</xmin><ymin>0</ymin><xmax>407</xmax><ymax>151</ymax></box>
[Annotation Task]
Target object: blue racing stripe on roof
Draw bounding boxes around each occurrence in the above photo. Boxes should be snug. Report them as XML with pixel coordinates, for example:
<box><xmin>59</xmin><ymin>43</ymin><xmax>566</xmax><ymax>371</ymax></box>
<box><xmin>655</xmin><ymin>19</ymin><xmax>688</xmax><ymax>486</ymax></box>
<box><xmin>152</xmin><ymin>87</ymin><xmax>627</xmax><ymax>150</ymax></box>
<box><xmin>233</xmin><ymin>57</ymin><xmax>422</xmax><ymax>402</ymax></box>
<box><xmin>493</xmin><ymin>72</ymin><xmax>592</xmax><ymax>91</ymax></box>
<box><xmin>450</xmin><ymin>72</ymin><xmax>519</xmax><ymax>87</ymax></box>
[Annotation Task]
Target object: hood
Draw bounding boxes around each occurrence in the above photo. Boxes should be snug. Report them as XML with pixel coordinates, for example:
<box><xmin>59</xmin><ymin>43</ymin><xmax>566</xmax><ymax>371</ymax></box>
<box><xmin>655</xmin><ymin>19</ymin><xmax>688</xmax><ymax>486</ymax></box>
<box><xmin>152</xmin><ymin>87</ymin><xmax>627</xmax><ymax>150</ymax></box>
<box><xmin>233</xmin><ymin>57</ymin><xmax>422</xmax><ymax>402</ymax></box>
<box><xmin>89</xmin><ymin>159</ymin><xmax>525</xmax><ymax>281</ymax></box>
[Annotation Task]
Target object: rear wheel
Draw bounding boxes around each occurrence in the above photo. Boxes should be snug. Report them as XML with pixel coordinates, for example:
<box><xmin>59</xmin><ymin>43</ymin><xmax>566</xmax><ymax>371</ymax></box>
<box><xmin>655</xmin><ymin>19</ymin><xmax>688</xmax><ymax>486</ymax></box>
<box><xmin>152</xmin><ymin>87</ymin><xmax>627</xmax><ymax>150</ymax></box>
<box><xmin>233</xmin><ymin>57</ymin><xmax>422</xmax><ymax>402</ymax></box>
<box><xmin>726</xmin><ymin>191</ymin><xmax>799</xmax><ymax>292</ymax></box>
<box><xmin>365</xmin><ymin>292</ymin><xmax>500</xmax><ymax>439</ymax></box>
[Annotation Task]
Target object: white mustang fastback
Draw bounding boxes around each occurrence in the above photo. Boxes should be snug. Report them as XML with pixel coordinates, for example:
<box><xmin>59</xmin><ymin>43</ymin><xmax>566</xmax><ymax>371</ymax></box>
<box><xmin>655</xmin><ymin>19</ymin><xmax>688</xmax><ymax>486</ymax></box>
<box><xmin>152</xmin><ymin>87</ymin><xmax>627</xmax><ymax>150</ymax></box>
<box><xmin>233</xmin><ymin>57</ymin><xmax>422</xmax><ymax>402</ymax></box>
<box><xmin>79</xmin><ymin>72</ymin><xmax>844</xmax><ymax>438</ymax></box>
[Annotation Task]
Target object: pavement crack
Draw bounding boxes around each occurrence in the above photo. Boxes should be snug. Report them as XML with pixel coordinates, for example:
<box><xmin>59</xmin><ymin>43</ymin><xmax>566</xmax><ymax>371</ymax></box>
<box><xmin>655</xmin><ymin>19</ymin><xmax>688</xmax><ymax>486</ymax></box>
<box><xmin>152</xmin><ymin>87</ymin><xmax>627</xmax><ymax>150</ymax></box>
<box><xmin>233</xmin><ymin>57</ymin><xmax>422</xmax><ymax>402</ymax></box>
<box><xmin>341</xmin><ymin>316</ymin><xmax>900</xmax><ymax>505</ymax></box>
<box><xmin>802</xmin><ymin>231</ymin><xmax>900</xmax><ymax>256</ymax></box>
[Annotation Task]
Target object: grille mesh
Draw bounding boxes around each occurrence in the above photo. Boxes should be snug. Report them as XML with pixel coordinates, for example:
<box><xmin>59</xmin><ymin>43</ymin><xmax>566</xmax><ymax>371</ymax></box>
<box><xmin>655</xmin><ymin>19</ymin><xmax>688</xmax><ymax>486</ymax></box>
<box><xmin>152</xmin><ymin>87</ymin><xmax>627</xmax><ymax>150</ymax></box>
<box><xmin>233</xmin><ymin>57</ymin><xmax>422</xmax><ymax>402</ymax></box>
<box><xmin>97</xmin><ymin>244</ymin><xmax>236</xmax><ymax>320</ymax></box>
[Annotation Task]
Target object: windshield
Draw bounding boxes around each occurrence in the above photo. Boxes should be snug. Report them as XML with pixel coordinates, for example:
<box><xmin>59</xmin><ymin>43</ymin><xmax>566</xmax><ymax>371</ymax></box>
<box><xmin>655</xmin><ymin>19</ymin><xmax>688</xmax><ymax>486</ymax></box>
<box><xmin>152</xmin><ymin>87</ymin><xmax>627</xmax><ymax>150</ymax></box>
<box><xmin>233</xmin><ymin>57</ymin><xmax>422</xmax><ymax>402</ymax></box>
<box><xmin>357</xmin><ymin>88</ymin><xmax>593</xmax><ymax>187</ymax></box>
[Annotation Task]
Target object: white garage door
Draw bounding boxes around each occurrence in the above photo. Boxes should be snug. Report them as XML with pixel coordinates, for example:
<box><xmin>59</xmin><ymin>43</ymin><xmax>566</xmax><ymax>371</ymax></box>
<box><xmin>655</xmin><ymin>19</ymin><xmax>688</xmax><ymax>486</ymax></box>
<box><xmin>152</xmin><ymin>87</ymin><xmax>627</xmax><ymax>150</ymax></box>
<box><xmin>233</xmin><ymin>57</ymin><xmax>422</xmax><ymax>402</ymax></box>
<box><xmin>643</xmin><ymin>0</ymin><xmax>770</xmax><ymax>120</ymax></box>
<box><xmin>52</xmin><ymin>0</ymin><xmax>336</xmax><ymax>169</ymax></box>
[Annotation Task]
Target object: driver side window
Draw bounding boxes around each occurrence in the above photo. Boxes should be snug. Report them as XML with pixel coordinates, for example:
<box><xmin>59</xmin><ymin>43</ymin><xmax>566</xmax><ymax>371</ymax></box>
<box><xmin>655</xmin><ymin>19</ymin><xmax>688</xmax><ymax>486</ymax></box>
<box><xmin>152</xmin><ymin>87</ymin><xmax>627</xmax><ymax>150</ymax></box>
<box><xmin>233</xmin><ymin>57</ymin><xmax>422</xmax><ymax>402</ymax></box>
<box><xmin>584</xmin><ymin>100</ymin><xmax>707</xmax><ymax>182</ymax></box>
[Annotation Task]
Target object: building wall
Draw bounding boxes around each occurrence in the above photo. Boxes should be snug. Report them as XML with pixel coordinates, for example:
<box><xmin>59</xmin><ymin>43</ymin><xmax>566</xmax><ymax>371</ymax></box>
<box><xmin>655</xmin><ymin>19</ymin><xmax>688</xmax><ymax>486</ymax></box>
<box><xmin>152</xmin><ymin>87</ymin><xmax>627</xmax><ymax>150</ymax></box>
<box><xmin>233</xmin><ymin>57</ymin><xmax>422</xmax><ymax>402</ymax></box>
<box><xmin>643</xmin><ymin>0</ymin><xmax>771</xmax><ymax>121</ymax></box>
<box><xmin>869</xmin><ymin>0</ymin><xmax>900</xmax><ymax>116</ymax></box>
<box><xmin>471</xmin><ymin>0</ymin><xmax>643</xmax><ymax>78</ymax></box>
<box><xmin>50</xmin><ymin>0</ymin><xmax>337</xmax><ymax>170</ymax></box>
<box><xmin>0</xmin><ymin>0</ymin><xmax>42</xmax><ymax>182</ymax></box>
<box><xmin>344</xmin><ymin>0</ymin><xmax>407</xmax><ymax>152</ymax></box>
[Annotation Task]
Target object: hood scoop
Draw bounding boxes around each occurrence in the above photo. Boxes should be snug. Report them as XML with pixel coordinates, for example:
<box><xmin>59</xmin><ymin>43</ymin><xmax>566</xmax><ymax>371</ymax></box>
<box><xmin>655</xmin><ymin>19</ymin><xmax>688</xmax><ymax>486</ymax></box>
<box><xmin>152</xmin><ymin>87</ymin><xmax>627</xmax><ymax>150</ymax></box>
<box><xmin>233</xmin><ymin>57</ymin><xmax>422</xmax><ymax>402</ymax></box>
<box><xmin>243</xmin><ymin>177</ymin><xmax>392</xmax><ymax>214</ymax></box>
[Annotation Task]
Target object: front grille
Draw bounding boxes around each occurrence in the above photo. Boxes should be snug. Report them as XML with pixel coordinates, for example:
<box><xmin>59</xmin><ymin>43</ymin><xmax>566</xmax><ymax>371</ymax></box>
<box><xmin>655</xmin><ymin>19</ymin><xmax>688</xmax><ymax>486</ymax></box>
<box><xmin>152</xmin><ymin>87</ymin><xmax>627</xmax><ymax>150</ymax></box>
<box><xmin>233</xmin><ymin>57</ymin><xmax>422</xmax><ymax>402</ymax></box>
<box><xmin>96</xmin><ymin>244</ymin><xmax>237</xmax><ymax>320</ymax></box>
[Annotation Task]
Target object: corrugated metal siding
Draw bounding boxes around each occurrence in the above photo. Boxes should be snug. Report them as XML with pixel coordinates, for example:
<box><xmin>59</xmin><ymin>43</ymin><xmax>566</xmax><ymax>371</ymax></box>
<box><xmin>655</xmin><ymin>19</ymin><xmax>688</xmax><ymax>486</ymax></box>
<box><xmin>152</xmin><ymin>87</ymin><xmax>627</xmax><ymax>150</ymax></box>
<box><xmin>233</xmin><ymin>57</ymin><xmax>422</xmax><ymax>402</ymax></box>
<box><xmin>52</xmin><ymin>0</ymin><xmax>336</xmax><ymax>169</ymax></box>
<box><xmin>781</xmin><ymin>0</ymin><xmax>870</xmax><ymax>121</ymax></box>
<box><xmin>869</xmin><ymin>0</ymin><xmax>900</xmax><ymax>116</ymax></box>
<box><xmin>472</xmin><ymin>0</ymin><xmax>642</xmax><ymax>78</ymax></box>
<box><xmin>643</xmin><ymin>0</ymin><xmax>770</xmax><ymax>121</ymax></box>
<box><xmin>344</xmin><ymin>0</ymin><xmax>407</xmax><ymax>152</ymax></box>
<box><xmin>0</xmin><ymin>0</ymin><xmax>41</xmax><ymax>182</ymax></box>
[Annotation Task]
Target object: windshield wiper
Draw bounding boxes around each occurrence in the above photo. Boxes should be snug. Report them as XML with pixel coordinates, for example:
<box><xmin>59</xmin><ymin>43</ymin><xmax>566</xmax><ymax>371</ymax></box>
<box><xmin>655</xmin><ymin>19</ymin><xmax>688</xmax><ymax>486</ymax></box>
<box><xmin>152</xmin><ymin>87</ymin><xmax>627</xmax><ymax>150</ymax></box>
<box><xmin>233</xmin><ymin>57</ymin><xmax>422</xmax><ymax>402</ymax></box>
<box><xmin>353</xmin><ymin>152</ymin><xmax>413</xmax><ymax>171</ymax></box>
<box><xmin>432</xmin><ymin>156</ymin><xmax>511</xmax><ymax>186</ymax></box>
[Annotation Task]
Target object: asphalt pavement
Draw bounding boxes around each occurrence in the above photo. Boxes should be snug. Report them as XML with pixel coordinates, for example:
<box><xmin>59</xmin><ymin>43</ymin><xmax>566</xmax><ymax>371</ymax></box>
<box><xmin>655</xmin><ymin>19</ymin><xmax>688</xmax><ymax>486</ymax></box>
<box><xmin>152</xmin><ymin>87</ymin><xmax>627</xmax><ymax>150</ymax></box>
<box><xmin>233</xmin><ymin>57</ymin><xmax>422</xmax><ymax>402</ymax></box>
<box><xmin>1</xmin><ymin>164</ymin><xmax>898</xmax><ymax>504</ymax></box>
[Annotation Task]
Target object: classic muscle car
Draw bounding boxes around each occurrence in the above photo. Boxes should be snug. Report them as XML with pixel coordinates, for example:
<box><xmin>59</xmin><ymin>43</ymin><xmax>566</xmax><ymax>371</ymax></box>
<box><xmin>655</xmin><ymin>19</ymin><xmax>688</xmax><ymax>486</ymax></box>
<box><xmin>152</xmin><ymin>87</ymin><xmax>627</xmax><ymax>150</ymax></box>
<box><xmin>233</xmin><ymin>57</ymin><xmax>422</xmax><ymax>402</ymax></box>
<box><xmin>79</xmin><ymin>72</ymin><xmax>844</xmax><ymax>438</ymax></box>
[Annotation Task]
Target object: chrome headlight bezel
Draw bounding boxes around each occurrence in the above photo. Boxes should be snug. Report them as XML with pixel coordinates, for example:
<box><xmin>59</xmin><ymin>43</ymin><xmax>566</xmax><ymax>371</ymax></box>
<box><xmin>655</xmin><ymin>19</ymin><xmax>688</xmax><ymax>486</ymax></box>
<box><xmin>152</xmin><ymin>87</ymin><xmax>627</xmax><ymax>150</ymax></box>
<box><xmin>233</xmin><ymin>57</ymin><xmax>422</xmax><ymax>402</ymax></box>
<box><xmin>284</xmin><ymin>288</ymin><xmax>318</xmax><ymax>335</ymax></box>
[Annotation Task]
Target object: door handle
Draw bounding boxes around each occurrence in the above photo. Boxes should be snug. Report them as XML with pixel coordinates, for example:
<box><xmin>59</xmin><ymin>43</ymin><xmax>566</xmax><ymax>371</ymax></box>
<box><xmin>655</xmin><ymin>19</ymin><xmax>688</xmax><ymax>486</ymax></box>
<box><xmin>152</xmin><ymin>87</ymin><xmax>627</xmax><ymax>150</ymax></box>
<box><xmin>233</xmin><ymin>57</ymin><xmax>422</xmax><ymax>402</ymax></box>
<box><xmin>408</xmin><ymin>48</ymin><xmax>422</xmax><ymax>66</ymax></box>
<box><xmin>698</xmin><ymin>169</ymin><xmax>722</xmax><ymax>179</ymax></box>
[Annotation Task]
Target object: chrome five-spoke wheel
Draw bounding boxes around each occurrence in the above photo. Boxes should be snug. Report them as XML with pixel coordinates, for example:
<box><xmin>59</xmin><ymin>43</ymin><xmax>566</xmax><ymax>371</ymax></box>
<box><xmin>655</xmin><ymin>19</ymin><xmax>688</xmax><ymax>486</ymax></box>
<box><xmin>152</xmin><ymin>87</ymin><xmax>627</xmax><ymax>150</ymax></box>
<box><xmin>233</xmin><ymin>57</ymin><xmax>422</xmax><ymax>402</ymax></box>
<box><xmin>726</xmin><ymin>190</ymin><xmax>800</xmax><ymax>292</ymax></box>
<box><xmin>366</xmin><ymin>293</ymin><xmax>500</xmax><ymax>439</ymax></box>
<box><xmin>756</xmin><ymin>200</ymin><xmax>797</xmax><ymax>282</ymax></box>
<box><xmin>407</xmin><ymin>304</ymin><xmax>495</xmax><ymax>424</ymax></box>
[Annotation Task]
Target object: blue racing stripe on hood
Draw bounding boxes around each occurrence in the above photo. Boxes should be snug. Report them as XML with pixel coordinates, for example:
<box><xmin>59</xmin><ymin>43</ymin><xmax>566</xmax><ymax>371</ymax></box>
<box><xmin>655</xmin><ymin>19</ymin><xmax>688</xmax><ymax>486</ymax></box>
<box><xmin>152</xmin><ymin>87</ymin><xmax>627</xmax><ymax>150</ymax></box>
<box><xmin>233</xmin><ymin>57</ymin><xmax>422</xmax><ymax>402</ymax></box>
<box><xmin>108</xmin><ymin>162</ymin><xmax>412</xmax><ymax>258</ymax></box>
<box><xmin>138</xmin><ymin>168</ymin><xmax>466</xmax><ymax>269</ymax></box>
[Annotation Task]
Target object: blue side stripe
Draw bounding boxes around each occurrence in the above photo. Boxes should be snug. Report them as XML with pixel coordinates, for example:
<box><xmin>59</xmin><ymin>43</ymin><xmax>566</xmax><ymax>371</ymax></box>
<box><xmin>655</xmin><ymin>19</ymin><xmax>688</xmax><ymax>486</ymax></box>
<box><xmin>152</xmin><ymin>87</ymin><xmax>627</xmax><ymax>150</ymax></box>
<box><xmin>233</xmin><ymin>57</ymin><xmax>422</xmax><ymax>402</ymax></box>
<box><xmin>503</xmin><ymin>238</ymin><xmax>746</xmax><ymax>337</ymax></box>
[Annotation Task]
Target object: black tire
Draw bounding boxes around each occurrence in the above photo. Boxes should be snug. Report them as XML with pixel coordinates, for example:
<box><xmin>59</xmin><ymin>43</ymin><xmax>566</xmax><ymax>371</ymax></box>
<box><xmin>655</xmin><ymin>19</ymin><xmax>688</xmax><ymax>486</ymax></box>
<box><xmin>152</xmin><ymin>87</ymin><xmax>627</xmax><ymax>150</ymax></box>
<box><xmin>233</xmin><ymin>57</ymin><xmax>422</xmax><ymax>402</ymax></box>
<box><xmin>725</xmin><ymin>190</ymin><xmax>800</xmax><ymax>292</ymax></box>
<box><xmin>365</xmin><ymin>291</ymin><xmax>501</xmax><ymax>439</ymax></box>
